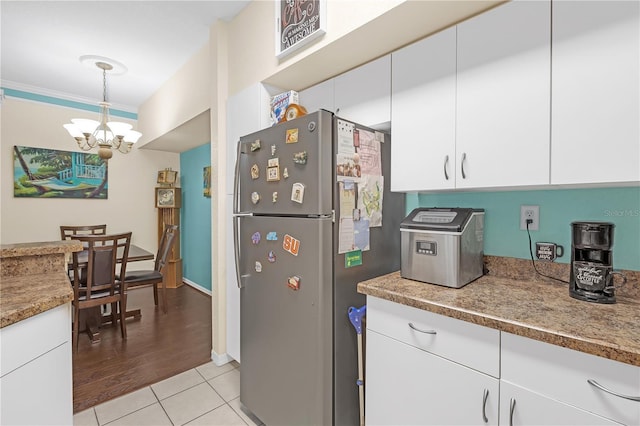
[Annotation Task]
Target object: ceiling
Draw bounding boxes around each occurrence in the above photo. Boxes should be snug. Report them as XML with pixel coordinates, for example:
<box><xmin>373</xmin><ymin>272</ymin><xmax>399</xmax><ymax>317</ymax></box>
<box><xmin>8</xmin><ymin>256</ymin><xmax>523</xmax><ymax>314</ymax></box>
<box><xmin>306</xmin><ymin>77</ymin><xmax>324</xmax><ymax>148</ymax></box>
<box><xmin>1</xmin><ymin>1</ymin><xmax>251</xmax><ymax>131</ymax></box>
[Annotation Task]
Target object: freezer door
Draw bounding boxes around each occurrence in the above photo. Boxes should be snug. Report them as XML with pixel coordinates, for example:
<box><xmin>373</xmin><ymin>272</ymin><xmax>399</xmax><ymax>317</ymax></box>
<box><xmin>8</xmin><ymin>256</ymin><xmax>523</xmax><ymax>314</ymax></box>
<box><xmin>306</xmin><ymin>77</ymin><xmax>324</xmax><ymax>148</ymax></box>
<box><xmin>238</xmin><ymin>215</ymin><xmax>333</xmax><ymax>426</ymax></box>
<box><xmin>235</xmin><ymin>110</ymin><xmax>334</xmax><ymax>215</ymax></box>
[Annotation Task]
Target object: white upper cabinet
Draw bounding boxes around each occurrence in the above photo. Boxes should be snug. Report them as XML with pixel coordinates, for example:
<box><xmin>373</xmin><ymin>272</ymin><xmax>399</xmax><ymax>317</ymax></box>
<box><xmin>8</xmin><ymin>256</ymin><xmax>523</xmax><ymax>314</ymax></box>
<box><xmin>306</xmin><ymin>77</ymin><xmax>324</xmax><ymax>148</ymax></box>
<box><xmin>298</xmin><ymin>78</ymin><xmax>335</xmax><ymax>115</ymax></box>
<box><xmin>226</xmin><ymin>83</ymin><xmax>274</xmax><ymax>195</ymax></box>
<box><xmin>334</xmin><ymin>55</ymin><xmax>391</xmax><ymax>128</ymax></box>
<box><xmin>551</xmin><ymin>0</ymin><xmax>640</xmax><ymax>185</ymax></box>
<box><xmin>456</xmin><ymin>0</ymin><xmax>551</xmax><ymax>189</ymax></box>
<box><xmin>391</xmin><ymin>26</ymin><xmax>457</xmax><ymax>192</ymax></box>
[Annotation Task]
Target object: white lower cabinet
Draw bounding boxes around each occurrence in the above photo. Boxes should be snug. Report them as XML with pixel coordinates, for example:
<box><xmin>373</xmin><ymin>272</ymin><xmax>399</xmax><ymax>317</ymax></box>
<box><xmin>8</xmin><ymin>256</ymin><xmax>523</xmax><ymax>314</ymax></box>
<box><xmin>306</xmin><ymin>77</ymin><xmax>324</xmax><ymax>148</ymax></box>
<box><xmin>365</xmin><ymin>297</ymin><xmax>640</xmax><ymax>426</ymax></box>
<box><xmin>366</xmin><ymin>330</ymin><xmax>499</xmax><ymax>425</ymax></box>
<box><xmin>501</xmin><ymin>332</ymin><xmax>639</xmax><ymax>426</ymax></box>
<box><xmin>366</xmin><ymin>296</ymin><xmax>500</xmax><ymax>425</ymax></box>
<box><xmin>499</xmin><ymin>380</ymin><xmax>621</xmax><ymax>425</ymax></box>
<box><xmin>0</xmin><ymin>303</ymin><xmax>73</xmax><ymax>425</ymax></box>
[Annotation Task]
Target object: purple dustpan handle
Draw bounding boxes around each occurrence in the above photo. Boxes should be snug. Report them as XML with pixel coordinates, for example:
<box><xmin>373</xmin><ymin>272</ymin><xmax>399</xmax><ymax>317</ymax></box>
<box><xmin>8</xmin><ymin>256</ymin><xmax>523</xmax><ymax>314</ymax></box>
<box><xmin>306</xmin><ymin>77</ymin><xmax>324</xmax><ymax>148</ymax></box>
<box><xmin>348</xmin><ymin>305</ymin><xmax>366</xmax><ymax>335</ymax></box>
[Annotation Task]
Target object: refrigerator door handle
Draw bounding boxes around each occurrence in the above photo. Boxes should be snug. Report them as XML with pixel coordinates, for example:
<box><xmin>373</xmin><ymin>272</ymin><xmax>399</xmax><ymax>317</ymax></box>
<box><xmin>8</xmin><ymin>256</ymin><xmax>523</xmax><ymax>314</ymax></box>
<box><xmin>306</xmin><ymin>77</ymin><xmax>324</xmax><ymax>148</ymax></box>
<box><xmin>233</xmin><ymin>140</ymin><xmax>241</xmax><ymax>214</ymax></box>
<box><xmin>233</xmin><ymin>213</ymin><xmax>245</xmax><ymax>288</ymax></box>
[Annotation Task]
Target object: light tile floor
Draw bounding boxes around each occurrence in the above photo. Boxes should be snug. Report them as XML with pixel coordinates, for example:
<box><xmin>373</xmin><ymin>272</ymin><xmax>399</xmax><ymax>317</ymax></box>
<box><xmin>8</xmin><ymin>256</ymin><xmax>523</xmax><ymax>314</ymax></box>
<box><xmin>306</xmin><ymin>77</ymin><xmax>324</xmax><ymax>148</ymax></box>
<box><xmin>74</xmin><ymin>361</ymin><xmax>263</xmax><ymax>426</ymax></box>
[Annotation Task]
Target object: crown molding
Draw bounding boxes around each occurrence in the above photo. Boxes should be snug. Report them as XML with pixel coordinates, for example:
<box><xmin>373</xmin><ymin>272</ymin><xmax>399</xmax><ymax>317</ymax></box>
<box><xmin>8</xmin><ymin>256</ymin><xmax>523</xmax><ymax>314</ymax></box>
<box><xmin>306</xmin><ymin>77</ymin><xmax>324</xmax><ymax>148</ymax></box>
<box><xmin>0</xmin><ymin>80</ymin><xmax>137</xmax><ymax>115</ymax></box>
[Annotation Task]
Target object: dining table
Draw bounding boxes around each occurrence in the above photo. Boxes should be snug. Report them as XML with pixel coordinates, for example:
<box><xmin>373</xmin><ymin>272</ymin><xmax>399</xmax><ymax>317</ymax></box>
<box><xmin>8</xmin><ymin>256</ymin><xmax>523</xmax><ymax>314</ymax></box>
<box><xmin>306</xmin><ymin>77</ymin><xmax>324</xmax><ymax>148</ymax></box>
<box><xmin>73</xmin><ymin>243</ymin><xmax>155</xmax><ymax>344</ymax></box>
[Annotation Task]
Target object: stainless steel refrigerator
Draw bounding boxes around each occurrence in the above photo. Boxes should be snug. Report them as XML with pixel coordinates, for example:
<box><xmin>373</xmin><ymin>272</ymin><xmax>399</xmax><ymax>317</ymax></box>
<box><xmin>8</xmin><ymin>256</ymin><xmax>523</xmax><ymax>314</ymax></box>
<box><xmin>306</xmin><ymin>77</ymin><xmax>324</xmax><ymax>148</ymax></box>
<box><xmin>233</xmin><ymin>109</ymin><xmax>403</xmax><ymax>425</ymax></box>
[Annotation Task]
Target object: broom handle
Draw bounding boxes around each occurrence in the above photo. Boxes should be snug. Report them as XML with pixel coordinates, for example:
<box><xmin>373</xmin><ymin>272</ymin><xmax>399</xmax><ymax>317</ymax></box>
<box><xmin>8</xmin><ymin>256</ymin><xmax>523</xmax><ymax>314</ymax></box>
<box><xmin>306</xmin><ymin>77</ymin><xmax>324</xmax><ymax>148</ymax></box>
<box><xmin>357</xmin><ymin>333</ymin><xmax>365</xmax><ymax>426</ymax></box>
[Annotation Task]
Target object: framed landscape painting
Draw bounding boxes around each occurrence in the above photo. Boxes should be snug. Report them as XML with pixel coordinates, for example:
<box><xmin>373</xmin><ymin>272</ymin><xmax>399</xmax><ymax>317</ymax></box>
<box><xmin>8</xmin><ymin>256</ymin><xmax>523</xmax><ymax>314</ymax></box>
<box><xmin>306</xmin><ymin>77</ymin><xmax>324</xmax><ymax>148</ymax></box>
<box><xmin>13</xmin><ymin>145</ymin><xmax>108</xmax><ymax>199</ymax></box>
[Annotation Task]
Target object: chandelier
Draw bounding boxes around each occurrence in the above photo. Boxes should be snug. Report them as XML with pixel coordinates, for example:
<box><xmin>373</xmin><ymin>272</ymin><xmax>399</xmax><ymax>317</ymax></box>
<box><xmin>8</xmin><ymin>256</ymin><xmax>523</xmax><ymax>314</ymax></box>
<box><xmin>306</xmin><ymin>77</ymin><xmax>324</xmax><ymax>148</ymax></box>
<box><xmin>63</xmin><ymin>61</ymin><xmax>142</xmax><ymax>161</ymax></box>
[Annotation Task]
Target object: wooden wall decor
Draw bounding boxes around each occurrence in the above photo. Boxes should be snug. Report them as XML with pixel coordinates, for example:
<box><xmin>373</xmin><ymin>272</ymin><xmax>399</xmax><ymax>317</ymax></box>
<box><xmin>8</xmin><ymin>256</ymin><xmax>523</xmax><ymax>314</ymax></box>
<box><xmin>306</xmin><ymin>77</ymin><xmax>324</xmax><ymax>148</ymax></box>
<box><xmin>157</xmin><ymin>187</ymin><xmax>182</xmax><ymax>288</ymax></box>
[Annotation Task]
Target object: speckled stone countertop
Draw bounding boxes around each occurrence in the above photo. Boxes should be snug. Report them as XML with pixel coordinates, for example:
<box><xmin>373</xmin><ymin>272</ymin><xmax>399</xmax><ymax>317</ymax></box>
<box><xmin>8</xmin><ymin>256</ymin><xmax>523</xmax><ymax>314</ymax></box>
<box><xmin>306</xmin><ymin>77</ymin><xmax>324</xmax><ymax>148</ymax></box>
<box><xmin>357</xmin><ymin>256</ymin><xmax>640</xmax><ymax>367</ymax></box>
<box><xmin>1</xmin><ymin>240</ymin><xmax>83</xmax><ymax>328</ymax></box>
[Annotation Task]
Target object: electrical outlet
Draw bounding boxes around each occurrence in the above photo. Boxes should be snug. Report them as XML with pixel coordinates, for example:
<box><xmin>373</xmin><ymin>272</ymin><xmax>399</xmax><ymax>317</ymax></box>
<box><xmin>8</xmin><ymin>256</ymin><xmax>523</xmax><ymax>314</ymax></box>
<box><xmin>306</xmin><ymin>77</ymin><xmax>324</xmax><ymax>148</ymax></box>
<box><xmin>520</xmin><ymin>205</ymin><xmax>540</xmax><ymax>230</ymax></box>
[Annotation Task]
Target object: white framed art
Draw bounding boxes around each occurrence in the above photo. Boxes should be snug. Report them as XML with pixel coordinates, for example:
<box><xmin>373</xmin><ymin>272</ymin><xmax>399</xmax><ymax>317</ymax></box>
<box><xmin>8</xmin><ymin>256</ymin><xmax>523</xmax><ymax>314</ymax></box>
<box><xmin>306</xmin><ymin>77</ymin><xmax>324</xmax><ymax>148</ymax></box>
<box><xmin>275</xmin><ymin>0</ymin><xmax>326</xmax><ymax>59</ymax></box>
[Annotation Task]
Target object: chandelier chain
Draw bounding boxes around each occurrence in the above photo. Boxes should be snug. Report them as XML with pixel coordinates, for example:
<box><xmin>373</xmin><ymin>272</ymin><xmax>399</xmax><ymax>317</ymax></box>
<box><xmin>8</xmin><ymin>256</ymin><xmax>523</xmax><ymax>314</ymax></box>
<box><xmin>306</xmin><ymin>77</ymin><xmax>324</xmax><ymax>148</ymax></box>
<box><xmin>102</xmin><ymin>68</ymin><xmax>108</xmax><ymax>104</ymax></box>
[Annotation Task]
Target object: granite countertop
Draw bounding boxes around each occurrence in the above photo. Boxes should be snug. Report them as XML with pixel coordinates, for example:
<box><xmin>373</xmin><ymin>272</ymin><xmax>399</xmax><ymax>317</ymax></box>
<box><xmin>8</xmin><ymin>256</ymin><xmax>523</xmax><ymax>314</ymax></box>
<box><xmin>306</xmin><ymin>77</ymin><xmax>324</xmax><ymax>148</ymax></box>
<box><xmin>0</xmin><ymin>240</ymin><xmax>82</xmax><ymax>258</ymax></box>
<box><xmin>1</xmin><ymin>240</ymin><xmax>82</xmax><ymax>328</ymax></box>
<box><xmin>358</xmin><ymin>265</ymin><xmax>640</xmax><ymax>367</ymax></box>
<box><xmin>0</xmin><ymin>271</ymin><xmax>73</xmax><ymax>328</ymax></box>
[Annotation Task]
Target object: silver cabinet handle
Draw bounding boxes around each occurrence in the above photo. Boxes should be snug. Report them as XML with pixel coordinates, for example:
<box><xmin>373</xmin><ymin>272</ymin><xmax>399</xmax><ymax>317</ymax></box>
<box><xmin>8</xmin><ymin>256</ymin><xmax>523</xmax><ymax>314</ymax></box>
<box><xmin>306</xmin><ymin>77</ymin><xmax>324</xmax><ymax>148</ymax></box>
<box><xmin>509</xmin><ymin>398</ymin><xmax>516</xmax><ymax>426</ymax></box>
<box><xmin>587</xmin><ymin>379</ymin><xmax>640</xmax><ymax>401</ymax></box>
<box><xmin>461</xmin><ymin>152</ymin><xmax>467</xmax><ymax>179</ymax></box>
<box><xmin>408</xmin><ymin>322</ymin><xmax>436</xmax><ymax>334</ymax></box>
<box><xmin>444</xmin><ymin>155</ymin><xmax>450</xmax><ymax>180</ymax></box>
<box><xmin>482</xmin><ymin>389</ymin><xmax>489</xmax><ymax>423</ymax></box>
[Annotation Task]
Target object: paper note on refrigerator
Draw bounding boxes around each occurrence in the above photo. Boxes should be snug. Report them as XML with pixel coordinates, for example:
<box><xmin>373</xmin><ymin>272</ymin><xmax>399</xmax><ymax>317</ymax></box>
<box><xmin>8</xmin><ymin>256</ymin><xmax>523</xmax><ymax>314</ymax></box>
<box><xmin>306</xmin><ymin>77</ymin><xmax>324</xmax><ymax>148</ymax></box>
<box><xmin>338</xmin><ymin>217</ymin><xmax>355</xmax><ymax>254</ymax></box>
<box><xmin>339</xmin><ymin>181</ymin><xmax>356</xmax><ymax>217</ymax></box>
<box><xmin>358</xmin><ymin>175</ymin><xmax>384</xmax><ymax>227</ymax></box>
<box><xmin>356</xmin><ymin>129</ymin><xmax>382</xmax><ymax>177</ymax></box>
<box><xmin>353</xmin><ymin>219</ymin><xmax>370</xmax><ymax>251</ymax></box>
<box><xmin>336</xmin><ymin>119</ymin><xmax>356</xmax><ymax>155</ymax></box>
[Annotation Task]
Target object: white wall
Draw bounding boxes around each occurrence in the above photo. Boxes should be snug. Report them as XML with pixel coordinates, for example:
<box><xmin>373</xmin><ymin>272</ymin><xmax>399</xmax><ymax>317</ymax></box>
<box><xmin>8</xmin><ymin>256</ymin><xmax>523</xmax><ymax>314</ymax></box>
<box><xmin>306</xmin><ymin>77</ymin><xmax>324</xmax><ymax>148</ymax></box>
<box><xmin>0</xmin><ymin>97</ymin><xmax>179</xmax><ymax>263</ymax></box>
<box><xmin>137</xmin><ymin>44</ymin><xmax>211</xmax><ymax>146</ymax></box>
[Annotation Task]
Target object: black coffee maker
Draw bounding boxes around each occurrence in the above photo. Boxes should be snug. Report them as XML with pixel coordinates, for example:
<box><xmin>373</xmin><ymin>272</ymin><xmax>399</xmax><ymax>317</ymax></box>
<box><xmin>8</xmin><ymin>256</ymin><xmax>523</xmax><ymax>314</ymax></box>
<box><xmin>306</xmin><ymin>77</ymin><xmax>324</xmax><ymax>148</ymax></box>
<box><xmin>569</xmin><ymin>221</ymin><xmax>620</xmax><ymax>303</ymax></box>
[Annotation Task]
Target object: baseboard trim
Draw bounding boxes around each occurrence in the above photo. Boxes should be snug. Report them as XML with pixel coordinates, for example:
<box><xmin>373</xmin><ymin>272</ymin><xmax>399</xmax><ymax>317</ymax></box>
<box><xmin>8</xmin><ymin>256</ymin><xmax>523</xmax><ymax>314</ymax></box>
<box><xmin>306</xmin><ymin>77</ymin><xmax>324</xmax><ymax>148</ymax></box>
<box><xmin>211</xmin><ymin>350</ymin><xmax>235</xmax><ymax>366</ymax></box>
<box><xmin>182</xmin><ymin>278</ymin><xmax>212</xmax><ymax>296</ymax></box>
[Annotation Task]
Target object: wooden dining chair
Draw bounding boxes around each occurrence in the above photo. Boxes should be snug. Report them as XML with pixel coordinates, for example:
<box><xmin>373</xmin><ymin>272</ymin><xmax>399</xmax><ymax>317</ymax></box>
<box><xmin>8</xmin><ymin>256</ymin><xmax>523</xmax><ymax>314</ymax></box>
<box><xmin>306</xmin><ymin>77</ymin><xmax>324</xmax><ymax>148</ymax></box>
<box><xmin>122</xmin><ymin>225</ymin><xmax>178</xmax><ymax>314</ymax></box>
<box><xmin>61</xmin><ymin>225</ymin><xmax>108</xmax><ymax>284</ymax></box>
<box><xmin>60</xmin><ymin>224</ymin><xmax>107</xmax><ymax>240</ymax></box>
<box><xmin>70</xmin><ymin>232</ymin><xmax>132</xmax><ymax>351</ymax></box>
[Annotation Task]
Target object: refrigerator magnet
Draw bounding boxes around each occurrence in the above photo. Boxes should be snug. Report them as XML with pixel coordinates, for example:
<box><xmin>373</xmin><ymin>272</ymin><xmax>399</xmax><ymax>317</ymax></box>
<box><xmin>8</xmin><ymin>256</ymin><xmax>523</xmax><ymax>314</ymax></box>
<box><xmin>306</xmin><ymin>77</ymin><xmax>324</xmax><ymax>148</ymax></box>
<box><xmin>287</xmin><ymin>276</ymin><xmax>301</xmax><ymax>290</ymax></box>
<box><xmin>268</xmin><ymin>250</ymin><xmax>276</xmax><ymax>263</ymax></box>
<box><xmin>291</xmin><ymin>183</ymin><xmax>305</xmax><ymax>204</ymax></box>
<box><xmin>271</xmin><ymin>144</ymin><xmax>276</xmax><ymax>156</ymax></box>
<box><xmin>267</xmin><ymin>166</ymin><xmax>280</xmax><ymax>182</ymax></box>
<box><xmin>266</xmin><ymin>231</ymin><xmax>278</xmax><ymax>241</ymax></box>
<box><xmin>251</xmin><ymin>232</ymin><xmax>261</xmax><ymax>244</ymax></box>
<box><xmin>272</xmin><ymin>191</ymin><xmax>278</xmax><ymax>203</ymax></box>
<box><xmin>255</xmin><ymin>261</ymin><xmax>262</xmax><ymax>273</ymax></box>
<box><xmin>293</xmin><ymin>151</ymin><xmax>308</xmax><ymax>165</ymax></box>
<box><xmin>286</xmin><ymin>128</ymin><xmax>299</xmax><ymax>144</ymax></box>
<box><xmin>283</xmin><ymin>167</ymin><xmax>289</xmax><ymax>179</ymax></box>
<box><xmin>268</xmin><ymin>157</ymin><xmax>279</xmax><ymax>167</ymax></box>
<box><xmin>283</xmin><ymin>234</ymin><xmax>301</xmax><ymax>256</ymax></box>
<box><xmin>250</xmin><ymin>139</ymin><xmax>261</xmax><ymax>152</ymax></box>
<box><xmin>251</xmin><ymin>191</ymin><xmax>260</xmax><ymax>204</ymax></box>
<box><xmin>250</xmin><ymin>164</ymin><xmax>260</xmax><ymax>180</ymax></box>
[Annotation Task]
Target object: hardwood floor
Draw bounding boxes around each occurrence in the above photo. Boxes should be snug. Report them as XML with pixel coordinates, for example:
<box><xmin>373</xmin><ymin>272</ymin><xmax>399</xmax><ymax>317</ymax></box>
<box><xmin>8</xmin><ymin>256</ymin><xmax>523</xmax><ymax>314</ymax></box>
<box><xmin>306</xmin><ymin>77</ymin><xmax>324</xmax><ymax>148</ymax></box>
<box><xmin>72</xmin><ymin>284</ymin><xmax>212</xmax><ymax>413</ymax></box>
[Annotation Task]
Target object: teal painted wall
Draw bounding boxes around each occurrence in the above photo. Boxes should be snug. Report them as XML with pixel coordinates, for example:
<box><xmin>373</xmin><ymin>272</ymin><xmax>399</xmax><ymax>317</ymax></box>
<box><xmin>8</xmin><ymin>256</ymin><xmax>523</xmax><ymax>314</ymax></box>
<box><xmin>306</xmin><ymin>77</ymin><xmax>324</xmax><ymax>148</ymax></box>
<box><xmin>180</xmin><ymin>144</ymin><xmax>212</xmax><ymax>290</ymax></box>
<box><xmin>407</xmin><ymin>187</ymin><xmax>640</xmax><ymax>270</ymax></box>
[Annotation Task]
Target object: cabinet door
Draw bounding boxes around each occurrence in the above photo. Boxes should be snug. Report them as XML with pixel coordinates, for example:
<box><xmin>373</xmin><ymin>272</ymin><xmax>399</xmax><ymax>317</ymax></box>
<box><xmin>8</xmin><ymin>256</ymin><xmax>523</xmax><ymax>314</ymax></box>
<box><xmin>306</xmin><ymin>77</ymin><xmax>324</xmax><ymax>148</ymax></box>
<box><xmin>456</xmin><ymin>0</ymin><xmax>550</xmax><ymax>188</ymax></box>
<box><xmin>0</xmin><ymin>342</ymin><xmax>73</xmax><ymax>426</ymax></box>
<box><xmin>334</xmin><ymin>55</ymin><xmax>391</xmax><ymax>128</ymax></box>
<box><xmin>551</xmin><ymin>1</ymin><xmax>640</xmax><ymax>185</ymax></box>
<box><xmin>226</xmin><ymin>84</ymin><xmax>274</xmax><ymax>195</ymax></box>
<box><xmin>499</xmin><ymin>381</ymin><xmax>621</xmax><ymax>426</ymax></box>
<box><xmin>299</xmin><ymin>78</ymin><xmax>335</xmax><ymax>114</ymax></box>
<box><xmin>366</xmin><ymin>330</ymin><xmax>499</xmax><ymax>426</ymax></box>
<box><xmin>391</xmin><ymin>27</ymin><xmax>456</xmax><ymax>192</ymax></box>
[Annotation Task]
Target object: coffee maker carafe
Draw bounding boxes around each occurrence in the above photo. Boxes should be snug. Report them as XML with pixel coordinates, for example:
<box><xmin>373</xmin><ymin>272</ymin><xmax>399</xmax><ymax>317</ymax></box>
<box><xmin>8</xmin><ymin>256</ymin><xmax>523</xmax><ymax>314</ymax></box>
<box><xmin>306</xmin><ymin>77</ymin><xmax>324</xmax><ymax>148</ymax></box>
<box><xmin>569</xmin><ymin>221</ymin><xmax>620</xmax><ymax>303</ymax></box>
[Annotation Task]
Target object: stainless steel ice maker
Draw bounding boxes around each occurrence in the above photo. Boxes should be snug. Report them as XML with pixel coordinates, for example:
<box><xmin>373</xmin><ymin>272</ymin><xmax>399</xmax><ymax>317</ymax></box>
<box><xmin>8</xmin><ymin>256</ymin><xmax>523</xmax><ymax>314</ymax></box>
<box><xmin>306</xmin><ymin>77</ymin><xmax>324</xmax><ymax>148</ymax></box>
<box><xmin>400</xmin><ymin>208</ymin><xmax>485</xmax><ymax>288</ymax></box>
